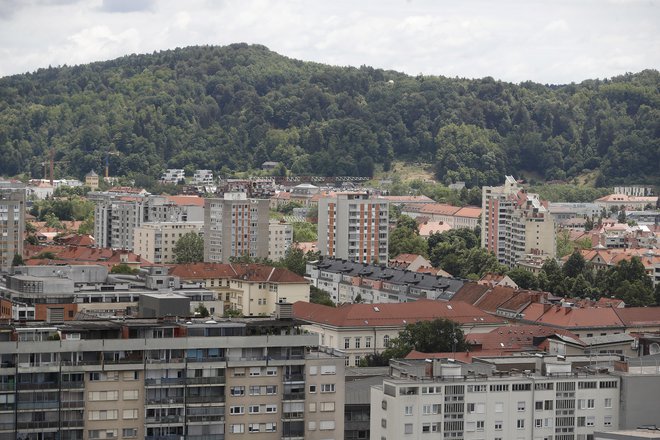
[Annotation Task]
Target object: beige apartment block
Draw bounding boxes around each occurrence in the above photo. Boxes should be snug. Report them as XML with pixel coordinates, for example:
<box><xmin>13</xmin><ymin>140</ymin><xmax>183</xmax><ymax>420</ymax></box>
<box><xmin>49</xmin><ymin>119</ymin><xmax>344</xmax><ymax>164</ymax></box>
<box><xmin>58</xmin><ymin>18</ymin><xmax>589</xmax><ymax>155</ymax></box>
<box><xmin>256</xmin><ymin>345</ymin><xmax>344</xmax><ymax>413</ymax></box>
<box><xmin>133</xmin><ymin>221</ymin><xmax>203</xmax><ymax>264</ymax></box>
<box><xmin>204</xmin><ymin>193</ymin><xmax>270</xmax><ymax>263</ymax></box>
<box><xmin>0</xmin><ymin>187</ymin><xmax>25</xmax><ymax>272</ymax></box>
<box><xmin>317</xmin><ymin>192</ymin><xmax>389</xmax><ymax>264</ymax></box>
<box><xmin>268</xmin><ymin>220</ymin><xmax>293</xmax><ymax>262</ymax></box>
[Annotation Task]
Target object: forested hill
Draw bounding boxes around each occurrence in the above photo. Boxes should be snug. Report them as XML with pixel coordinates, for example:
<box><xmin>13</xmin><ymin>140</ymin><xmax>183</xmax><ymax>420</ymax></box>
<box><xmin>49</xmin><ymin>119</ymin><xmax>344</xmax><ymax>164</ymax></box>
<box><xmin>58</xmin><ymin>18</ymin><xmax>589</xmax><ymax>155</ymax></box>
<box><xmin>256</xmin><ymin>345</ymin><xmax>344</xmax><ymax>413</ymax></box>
<box><xmin>0</xmin><ymin>43</ymin><xmax>658</xmax><ymax>186</ymax></box>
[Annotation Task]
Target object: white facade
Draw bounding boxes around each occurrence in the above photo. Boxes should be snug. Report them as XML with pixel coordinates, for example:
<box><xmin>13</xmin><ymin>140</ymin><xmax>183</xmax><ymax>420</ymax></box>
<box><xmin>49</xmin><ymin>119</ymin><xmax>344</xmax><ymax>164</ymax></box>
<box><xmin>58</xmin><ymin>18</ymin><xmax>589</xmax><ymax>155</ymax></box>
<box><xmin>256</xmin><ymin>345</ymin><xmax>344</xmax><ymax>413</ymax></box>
<box><xmin>371</xmin><ymin>359</ymin><xmax>621</xmax><ymax>440</ymax></box>
<box><xmin>161</xmin><ymin>169</ymin><xmax>185</xmax><ymax>184</ymax></box>
<box><xmin>193</xmin><ymin>169</ymin><xmax>214</xmax><ymax>185</ymax></box>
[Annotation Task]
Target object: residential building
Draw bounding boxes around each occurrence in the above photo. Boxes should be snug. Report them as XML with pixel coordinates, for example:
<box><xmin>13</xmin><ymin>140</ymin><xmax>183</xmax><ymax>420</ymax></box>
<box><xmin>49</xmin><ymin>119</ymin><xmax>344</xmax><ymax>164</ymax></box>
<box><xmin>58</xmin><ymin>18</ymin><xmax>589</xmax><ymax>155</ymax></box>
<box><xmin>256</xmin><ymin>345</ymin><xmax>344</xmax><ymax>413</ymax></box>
<box><xmin>133</xmin><ymin>221</ymin><xmax>204</xmax><ymax>264</ymax></box>
<box><xmin>90</xmin><ymin>190</ymin><xmax>203</xmax><ymax>250</ymax></box>
<box><xmin>388</xmin><ymin>254</ymin><xmax>433</xmax><ymax>272</ymax></box>
<box><xmin>192</xmin><ymin>169</ymin><xmax>214</xmax><ymax>185</ymax></box>
<box><xmin>0</xmin><ymin>314</ymin><xmax>345</xmax><ymax>440</ymax></box>
<box><xmin>482</xmin><ymin>175</ymin><xmax>556</xmax><ymax>267</ymax></box>
<box><xmin>370</xmin><ymin>355</ymin><xmax>621</xmax><ymax>440</ymax></box>
<box><xmin>0</xmin><ymin>186</ymin><xmax>25</xmax><ymax>272</ymax></box>
<box><xmin>573</xmin><ymin>248</ymin><xmax>660</xmax><ymax>287</ymax></box>
<box><xmin>306</xmin><ymin>259</ymin><xmax>465</xmax><ymax>304</ymax></box>
<box><xmin>203</xmin><ymin>193</ymin><xmax>270</xmax><ymax>263</ymax></box>
<box><xmin>160</xmin><ymin>168</ymin><xmax>185</xmax><ymax>184</ymax></box>
<box><xmin>549</xmin><ymin>202</ymin><xmax>602</xmax><ymax>220</ymax></box>
<box><xmin>595</xmin><ymin>429</ymin><xmax>660</xmax><ymax>440</ymax></box>
<box><xmin>170</xmin><ymin>263</ymin><xmax>310</xmax><ymax>316</ymax></box>
<box><xmin>317</xmin><ymin>192</ymin><xmax>389</xmax><ymax>264</ymax></box>
<box><xmin>293</xmin><ymin>299</ymin><xmax>505</xmax><ymax>367</ymax></box>
<box><xmin>269</xmin><ymin>220</ymin><xmax>293</xmax><ymax>262</ymax></box>
<box><xmin>401</xmin><ymin>203</ymin><xmax>481</xmax><ymax>229</ymax></box>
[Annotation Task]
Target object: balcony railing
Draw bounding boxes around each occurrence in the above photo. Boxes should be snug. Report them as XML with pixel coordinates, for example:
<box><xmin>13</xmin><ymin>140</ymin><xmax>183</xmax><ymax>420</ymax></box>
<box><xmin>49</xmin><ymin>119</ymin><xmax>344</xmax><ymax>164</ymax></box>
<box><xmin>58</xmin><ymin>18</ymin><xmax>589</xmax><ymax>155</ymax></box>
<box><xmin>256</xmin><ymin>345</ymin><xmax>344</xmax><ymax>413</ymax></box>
<box><xmin>282</xmin><ymin>392</ymin><xmax>305</xmax><ymax>401</ymax></box>
<box><xmin>146</xmin><ymin>397</ymin><xmax>184</xmax><ymax>405</ymax></box>
<box><xmin>16</xmin><ymin>420</ymin><xmax>60</xmax><ymax>430</ymax></box>
<box><xmin>145</xmin><ymin>377</ymin><xmax>186</xmax><ymax>386</ymax></box>
<box><xmin>187</xmin><ymin>414</ymin><xmax>225</xmax><ymax>423</ymax></box>
<box><xmin>186</xmin><ymin>395</ymin><xmax>225</xmax><ymax>404</ymax></box>
<box><xmin>186</xmin><ymin>376</ymin><xmax>225</xmax><ymax>385</ymax></box>
<box><xmin>145</xmin><ymin>415</ymin><xmax>184</xmax><ymax>424</ymax></box>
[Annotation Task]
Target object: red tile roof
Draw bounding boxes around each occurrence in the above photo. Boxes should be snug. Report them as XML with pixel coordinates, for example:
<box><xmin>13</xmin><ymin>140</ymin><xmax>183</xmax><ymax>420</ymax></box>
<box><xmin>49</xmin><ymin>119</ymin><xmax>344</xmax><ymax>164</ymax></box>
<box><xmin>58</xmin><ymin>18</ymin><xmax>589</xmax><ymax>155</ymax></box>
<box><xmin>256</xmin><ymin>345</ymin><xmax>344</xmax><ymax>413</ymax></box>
<box><xmin>451</xmin><ymin>283</ymin><xmax>490</xmax><ymax>305</ymax></box>
<box><xmin>419</xmin><ymin>203</ymin><xmax>461</xmax><ymax>216</ymax></box>
<box><xmin>454</xmin><ymin>206</ymin><xmax>482</xmax><ymax>218</ymax></box>
<box><xmin>293</xmin><ymin>299</ymin><xmax>505</xmax><ymax>328</ymax></box>
<box><xmin>466</xmin><ymin>324</ymin><xmax>581</xmax><ymax>352</ymax></box>
<box><xmin>532</xmin><ymin>305</ymin><xmax>625</xmax><ymax>329</ymax></box>
<box><xmin>170</xmin><ymin>263</ymin><xmax>307</xmax><ymax>283</ymax></box>
<box><xmin>165</xmin><ymin>195</ymin><xmax>205</xmax><ymax>206</ymax></box>
<box><xmin>615</xmin><ymin>307</ymin><xmax>660</xmax><ymax>327</ymax></box>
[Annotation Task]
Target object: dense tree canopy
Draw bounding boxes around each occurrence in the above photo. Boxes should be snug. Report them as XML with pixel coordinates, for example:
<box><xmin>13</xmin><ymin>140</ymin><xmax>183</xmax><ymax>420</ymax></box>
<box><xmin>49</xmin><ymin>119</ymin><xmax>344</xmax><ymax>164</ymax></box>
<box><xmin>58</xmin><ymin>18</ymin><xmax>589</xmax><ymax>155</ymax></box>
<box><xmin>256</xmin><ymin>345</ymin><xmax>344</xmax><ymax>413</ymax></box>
<box><xmin>0</xmin><ymin>44</ymin><xmax>657</xmax><ymax>185</ymax></box>
<box><xmin>173</xmin><ymin>232</ymin><xmax>204</xmax><ymax>264</ymax></box>
<box><xmin>382</xmin><ymin>318</ymin><xmax>469</xmax><ymax>360</ymax></box>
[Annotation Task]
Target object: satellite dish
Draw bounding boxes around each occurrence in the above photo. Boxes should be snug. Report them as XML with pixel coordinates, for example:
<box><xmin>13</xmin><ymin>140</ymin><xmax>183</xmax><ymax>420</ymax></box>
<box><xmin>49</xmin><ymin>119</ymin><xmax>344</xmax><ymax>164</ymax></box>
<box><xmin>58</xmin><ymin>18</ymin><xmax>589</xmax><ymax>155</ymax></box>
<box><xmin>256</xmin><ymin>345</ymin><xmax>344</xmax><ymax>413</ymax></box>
<box><xmin>650</xmin><ymin>342</ymin><xmax>660</xmax><ymax>355</ymax></box>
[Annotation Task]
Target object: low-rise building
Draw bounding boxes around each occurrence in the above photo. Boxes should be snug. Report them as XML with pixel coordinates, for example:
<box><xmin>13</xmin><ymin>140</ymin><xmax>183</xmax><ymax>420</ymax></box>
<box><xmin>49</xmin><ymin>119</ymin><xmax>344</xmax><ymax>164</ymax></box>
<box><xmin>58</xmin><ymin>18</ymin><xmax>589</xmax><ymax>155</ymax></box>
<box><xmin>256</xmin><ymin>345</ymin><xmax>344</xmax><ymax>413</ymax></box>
<box><xmin>293</xmin><ymin>299</ymin><xmax>505</xmax><ymax>367</ymax></box>
<box><xmin>192</xmin><ymin>169</ymin><xmax>214</xmax><ymax>185</ymax></box>
<box><xmin>160</xmin><ymin>168</ymin><xmax>185</xmax><ymax>184</ymax></box>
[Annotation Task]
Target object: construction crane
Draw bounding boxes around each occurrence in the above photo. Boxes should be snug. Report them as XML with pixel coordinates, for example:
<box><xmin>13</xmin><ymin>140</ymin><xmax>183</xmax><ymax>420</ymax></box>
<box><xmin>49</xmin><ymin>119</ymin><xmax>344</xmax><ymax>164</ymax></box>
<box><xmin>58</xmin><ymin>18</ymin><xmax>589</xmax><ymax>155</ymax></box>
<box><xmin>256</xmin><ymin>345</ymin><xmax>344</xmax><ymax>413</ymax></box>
<box><xmin>105</xmin><ymin>150</ymin><xmax>120</xmax><ymax>179</ymax></box>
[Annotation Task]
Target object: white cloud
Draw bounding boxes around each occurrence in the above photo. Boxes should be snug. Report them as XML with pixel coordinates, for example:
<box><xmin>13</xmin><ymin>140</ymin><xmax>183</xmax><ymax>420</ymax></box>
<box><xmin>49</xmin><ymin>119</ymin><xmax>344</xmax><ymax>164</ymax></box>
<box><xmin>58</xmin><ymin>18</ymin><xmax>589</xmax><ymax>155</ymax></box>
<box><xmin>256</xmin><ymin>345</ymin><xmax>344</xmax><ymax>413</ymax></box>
<box><xmin>0</xmin><ymin>0</ymin><xmax>658</xmax><ymax>83</ymax></box>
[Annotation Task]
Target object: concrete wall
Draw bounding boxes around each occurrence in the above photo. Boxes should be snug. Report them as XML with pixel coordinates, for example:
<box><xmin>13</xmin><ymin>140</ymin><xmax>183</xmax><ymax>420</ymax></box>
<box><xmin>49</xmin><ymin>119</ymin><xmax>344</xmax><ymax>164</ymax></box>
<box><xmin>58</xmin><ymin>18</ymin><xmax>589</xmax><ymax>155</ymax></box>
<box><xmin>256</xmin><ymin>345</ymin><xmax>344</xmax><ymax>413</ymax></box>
<box><xmin>619</xmin><ymin>374</ymin><xmax>660</xmax><ymax>429</ymax></box>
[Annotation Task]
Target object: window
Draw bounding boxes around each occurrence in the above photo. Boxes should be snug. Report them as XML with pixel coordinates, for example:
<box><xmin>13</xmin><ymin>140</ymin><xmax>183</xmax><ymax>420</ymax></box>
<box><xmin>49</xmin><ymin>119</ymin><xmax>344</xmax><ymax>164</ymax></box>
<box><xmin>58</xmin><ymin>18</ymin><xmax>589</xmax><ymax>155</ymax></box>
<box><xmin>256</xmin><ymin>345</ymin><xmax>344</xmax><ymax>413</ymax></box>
<box><xmin>535</xmin><ymin>419</ymin><xmax>542</xmax><ymax>428</ymax></box>
<box><xmin>517</xmin><ymin>401</ymin><xmax>526</xmax><ymax>411</ymax></box>
<box><xmin>248</xmin><ymin>423</ymin><xmax>261</xmax><ymax>433</ymax></box>
<box><xmin>249</xmin><ymin>367</ymin><xmax>261</xmax><ymax>376</ymax></box>
<box><xmin>266</xmin><ymin>367</ymin><xmax>277</xmax><ymax>376</ymax></box>
<box><xmin>122</xmin><ymin>428</ymin><xmax>137</xmax><ymax>438</ymax></box>
<box><xmin>535</xmin><ymin>401</ymin><xmax>543</xmax><ymax>410</ymax></box>
<box><xmin>587</xmin><ymin>399</ymin><xmax>595</xmax><ymax>409</ymax></box>
<box><xmin>422</xmin><ymin>423</ymin><xmax>431</xmax><ymax>433</ymax></box>
<box><xmin>544</xmin><ymin>400</ymin><xmax>553</xmax><ymax>410</ymax></box>
<box><xmin>494</xmin><ymin>421</ymin><xmax>503</xmax><ymax>431</ymax></box>
<box><xmin>381</xmin><ymin>419</ymin><xmax>387</xmax><ymax>428</ymax></box>
<box><xmin>423</xmin><ymin>404</ymin><xmax>441</xmax><ymax>415</ymax></box>
<box><xmin>365</xmin><ymin>337</ymin><xmax>372</xmax><ymax>348</ymax></box>
<box><xmin>309</xmin><ymin>384</ymin><xmax>317</xmax><ymax>393</ymax></box>
<box><xmin>355</xmin><ymin>337</ymin><xmax>361</xmax><ymax>348</ymax></box>
<box><xmin>89</xmin><ymin>391</ymin><xmax>119</xmax><ymax>401</ymax></box>
<box><xmin>577</xmin><ymin>417</ymin><xmax>586</xmax><ymax>427</ymax></box>
<box><xmin>467</xmin><ymin>385</ymin><xmax>487</xmax><ymax>392</ymax></box>
<box><xmin>604</xmin><ymin>398</ymin><xmax>612</xmax><ymax>408</ymax></box>
<box><xmin>231</xmin><ymin>386</ymin><xmax>245</xmax><ymax>396</ymax></box>
<box><xmin>495</xmin><ymin>402</ymin><xmax>504</xmax><ymax>413</ymax></box>
<box><xmin>319</xmin><ymin>420</ymin><xmax>335</xmax><ymax>430</ymax></box>
<box><xmin>384</xmin><ymin>335</ymin><xmax>390</xmax><ymax>347</ymax></box>
<box><xmin>309</xmin><ymin>366</ymin><xmax>318</xmax><ymax>375</ymax></box>
<box><xmin>517</xmin><ymin>419</ymin><xmax>525</xmax><ymax>429</ymax></box>
<box><xmin>308</xmin><ymin>421</ymin><xmax>316</xmax><ymax>431</ymax></box>
<box><xmin>404</xmin><ymin>405</ymin><xmax>413</xmax><ymax>416</ymax></box>
<box><xmin>586</xmin><ymin>416</ymin><xmax>595</xmax><ymax>427</ymax></box>
<box><xmin>249</xmin><ymin>405</ymin><xmax>260</xmax><ymax>414</ymax></box>
<box><xmin>230</xmin><ymin>424</ymin><xmax>244</xmax><ymax>434</ymax></box>
<box><xmin>321</xmin><ymin>383</ymin><xmax>335</xmax><ymax>393</ymax></box>
<box><xmin>344</xmin><ymin>338</ymin><xmax>350</xmax><ymax>349</ymax></box>
<box><xmin>321</xmin><ymin>365</ymin><xmax>336</xmax><ymax>375</ymax></box>
<box><xmin>123</xmin><ymin>390</ymin><xmax>138</xmax><ymax>400</ymax></box>
<box><xmin>266</xmin><ymin>405</ymin><xmax>277</xmax><ymax>413</ymax></box>
<box><xmin>320</xmin><ymin>402</ymin><xmax>335</xmax><ymax>412</ymax></box>
<box><xmin>122</xmin><ymin>409</ymin><xmax>138</xmax><ymax>420</ymax></box>
<box><xmin>604</xmin><ymin>416</ymin><xmax>612</xmax><ymax>427</ymax></box>
<box><xmin>404</xmin><ymin>423</ymin><xmax>413</xmax><ymax>435</ymax></box>
<box><xmin>88</xmin><ymin>410</ymin><xmax>118</xmax><ymax>421</ymax></box>
<box><xmin>476</xmin><ymin>421</ymin><xmax>484</xmax><ymax>431</ymax></box>
<box><xmin>230</xmin><ymin>406</ymin><xmax>244</xmax><ymax>415</ymax></box>
<box><xmin>490</xmin><ymin>384</ymin><xmax>509</xmax><ymax>392</ymax></box>
<box><xmin>600</xmin><ymin>380</ymin><xmax>617</xmax><ymax>389</ymax></box>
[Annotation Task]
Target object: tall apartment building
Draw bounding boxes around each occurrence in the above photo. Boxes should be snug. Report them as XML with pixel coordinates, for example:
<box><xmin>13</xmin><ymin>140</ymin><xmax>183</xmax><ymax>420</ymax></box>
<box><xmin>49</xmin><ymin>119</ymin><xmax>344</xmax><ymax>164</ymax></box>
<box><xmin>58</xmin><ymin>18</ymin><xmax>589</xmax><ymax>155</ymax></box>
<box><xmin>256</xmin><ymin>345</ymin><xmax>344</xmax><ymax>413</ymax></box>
<box><xmin>317</xmin><ymin>193</ymin><xmax>389</xmax><ymax>264</ymax></box>
<box><xmin>371</xmin><ymin>356</ymin><xmax>621</xmax><ymax>440</ymax></box>
<box><xmin>91</xmin><ymin>191</ymin><xmax>204</xmax><ymax>250</ymax></box>
<box><xmin>133</xmin><ymin>221</ymin><xmax>204</xmax><ymax>264</ymax></box>
<box><xmin>269</xmin><ymin>220</ymin><xmax>293</xmax><ymax>262</ymax></box>
<box><xmin>0</xmin><ymin>186</ymin><xmax>25</xmax><ymax>272</ymax></box>
<box><xmin>482</xmin><ymin>176</ymin><xmax>556</xmax><ymax>267</ymax></box>
<box><xmin>0</xmin><ymin>314</ymin><xmax>345</xmax><ymax>440</ymax></box>
<box><xmin>203</xmin><ymin>193</ymin><xmax>270</xmax><ymax>263</ymax></box>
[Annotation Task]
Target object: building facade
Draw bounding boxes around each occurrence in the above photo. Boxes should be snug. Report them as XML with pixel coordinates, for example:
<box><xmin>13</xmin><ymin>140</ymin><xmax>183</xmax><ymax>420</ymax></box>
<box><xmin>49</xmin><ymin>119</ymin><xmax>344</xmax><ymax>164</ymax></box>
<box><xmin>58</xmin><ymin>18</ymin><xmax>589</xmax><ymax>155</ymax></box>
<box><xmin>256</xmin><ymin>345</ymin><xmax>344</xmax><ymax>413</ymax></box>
<box><xmin>0</xmin><ymin>187</ymin><xmax>25</xmax><ymax>272</ymax></box>
<box><xmin>371</xmin><ymin>356</ymin><xmax>621</xmax><ymax>440</ymax></box>
<box><xmin>0</xmin><ymin>316</ymin><xmax>344</xmax><ymax>440</ymax></box>
<box><xmin>133</xmin><ymin>221</ymin><xmax>204</xmax><ymax>264</ymax></box>
<box><xmin>317</xmin><ymin>193</ymin><xmax>388</xmax><ymax>264</ymax></box>
<box><xmin>268</xmin><ymin>221</ymin><xmax>293</xmax><ymax>262</ymax></box>
<box><xmin>482</xmin><ymin>176</ymin><xmax>556</xmax><ymax>267</ymax></box>
<box><xmin>203</xmin><ymin>193</ymin><xmax>270</xmax><ymax>263</ymax></box>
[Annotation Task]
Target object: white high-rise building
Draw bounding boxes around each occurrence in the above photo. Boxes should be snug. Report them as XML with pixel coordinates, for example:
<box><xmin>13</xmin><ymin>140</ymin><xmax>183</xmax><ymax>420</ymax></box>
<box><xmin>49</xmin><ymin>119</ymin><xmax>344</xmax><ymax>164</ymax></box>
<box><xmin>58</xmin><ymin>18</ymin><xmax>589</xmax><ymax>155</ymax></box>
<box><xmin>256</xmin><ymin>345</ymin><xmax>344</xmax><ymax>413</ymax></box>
<box><xmin>317</xmin><ymin>193</ymin><xmax>389</xmax><ymax>264</ymax></box>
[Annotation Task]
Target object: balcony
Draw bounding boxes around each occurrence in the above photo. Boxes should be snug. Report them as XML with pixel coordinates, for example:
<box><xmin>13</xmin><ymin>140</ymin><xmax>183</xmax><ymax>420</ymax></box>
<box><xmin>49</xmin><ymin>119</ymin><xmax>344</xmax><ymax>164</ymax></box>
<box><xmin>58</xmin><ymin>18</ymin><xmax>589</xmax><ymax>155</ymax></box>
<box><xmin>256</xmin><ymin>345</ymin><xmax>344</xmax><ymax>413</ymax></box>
<box><xmin>185</xmin><ymin>395</ymin><xmax>225</xmax><ymax>404</ymax></box>
<box><xmin>17</xmin><ymin>401</ymin><xmax>59</xmax><ymax>410</ymax></box>
<box><xmin>16</xmin><ymin>382</ymin><xmax>59</xmax><ymax>390</ymax></box>
<box><xmin>16</xmin><ymin>420</ymin><xmax>60</xmax><ymax>430</ymax></box>
<box><xmin>283</xmin><ymin>374</ymin><xmax>305</xmax><ymax>382</ymax></box>
<box><xmin>146</xmin><ymin>397</ymin><xmax>185</xmax><ymax>405</ymax></box>
<box><xmin>145</xmin><ymin>436</ymin><xmax>182</xmax><ymax>440</ymax></box>
<box><xmin>186</xmin><ymin>376</ymin><xmax>225</xmax><ymax>386</ymax></box>
<box><xmin>61</xmin><ymin>381</ymin><xmax>84</xmax><ymax>389</ymax></box>
<box><xmin>145</xmin><ymin>377</ymin><xmax>186</xmax><ymax>386</ymax></box>
<box><xmin>282</xmin><ymin>392</ymin><xmax>305</xmax><ymax>401</ymax></box>
<box><xmin>187</xmin><ymin>414</ymin><xmax>225</xmax><ymax>423</ymax></box>
<box><xmin>60</xmin><ymin>419</ymin><xmax>85</xmax><ymax>428</ymax></box>
<box><xmin>145</xmin><ymin>415</ymin><xmax>185</xmax><ymax>425</ymax></box>
<box><xmin>282</xmin><ymin>411</ymin><xmax>304</xmax><ymax>419</ymax></box>
<box><xmin>61</xmin><ymin>400</ymin><xmax>85</xmax><ymax>409</ymax></box>
<box><xmin>187</xmin><ymin>435</ymin><xmax>225</xmax><ymax>440</ymax></box>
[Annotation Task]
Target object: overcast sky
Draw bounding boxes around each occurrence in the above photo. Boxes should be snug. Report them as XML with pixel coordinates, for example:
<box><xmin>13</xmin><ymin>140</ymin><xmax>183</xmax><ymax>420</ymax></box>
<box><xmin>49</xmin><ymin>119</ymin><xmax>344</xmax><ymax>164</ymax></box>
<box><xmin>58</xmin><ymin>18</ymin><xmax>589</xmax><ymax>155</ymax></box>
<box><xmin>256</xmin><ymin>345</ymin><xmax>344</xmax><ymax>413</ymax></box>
<box><xmin>1</xmin><ymin>0</ymin><xmax>658</xmax><ymax>84</ymax></box>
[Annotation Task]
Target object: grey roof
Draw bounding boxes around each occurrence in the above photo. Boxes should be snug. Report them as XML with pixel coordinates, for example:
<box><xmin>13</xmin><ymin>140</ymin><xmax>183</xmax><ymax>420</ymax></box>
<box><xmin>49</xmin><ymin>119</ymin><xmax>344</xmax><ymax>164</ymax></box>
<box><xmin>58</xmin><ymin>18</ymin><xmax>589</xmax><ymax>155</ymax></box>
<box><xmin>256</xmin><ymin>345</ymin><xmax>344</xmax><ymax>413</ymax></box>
<box><xmin>314</xmin><ymin>259</ymin><xmax>465</xmax><ymax>299</ymax></box>
<box><xmin>581</xmin><ymin>333</ymin><xmax>635</xmax><ymax>346</ymax></box>
<box><xmin>345</xmin><ymin>375</ymin><xmax>386</xmax><ymax>405</ymax></box>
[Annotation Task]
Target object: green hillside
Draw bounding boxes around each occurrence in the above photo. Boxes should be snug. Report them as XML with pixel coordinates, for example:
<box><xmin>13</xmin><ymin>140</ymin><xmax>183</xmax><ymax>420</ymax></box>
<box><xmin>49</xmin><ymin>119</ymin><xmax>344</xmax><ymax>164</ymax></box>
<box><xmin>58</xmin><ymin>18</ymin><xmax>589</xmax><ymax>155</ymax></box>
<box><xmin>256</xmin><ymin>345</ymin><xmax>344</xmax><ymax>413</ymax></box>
<box><xmin>0</xmin><ymin>43</ymin><xmax>658</xmax><ymax>186</ymax></box>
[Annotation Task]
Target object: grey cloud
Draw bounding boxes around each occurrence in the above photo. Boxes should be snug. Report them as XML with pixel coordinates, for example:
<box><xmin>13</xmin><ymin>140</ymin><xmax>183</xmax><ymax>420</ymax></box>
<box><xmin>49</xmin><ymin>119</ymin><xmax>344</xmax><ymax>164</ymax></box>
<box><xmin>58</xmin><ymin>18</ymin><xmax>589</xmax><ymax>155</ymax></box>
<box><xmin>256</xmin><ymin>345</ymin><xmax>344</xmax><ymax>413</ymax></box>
<box><xmin>100</xmin><ymin>0</ymin><xmax>154</xmax><ymax>13</ymax></box>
